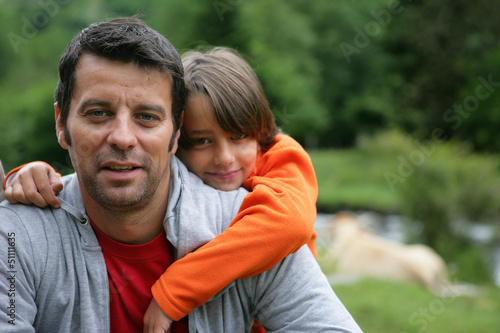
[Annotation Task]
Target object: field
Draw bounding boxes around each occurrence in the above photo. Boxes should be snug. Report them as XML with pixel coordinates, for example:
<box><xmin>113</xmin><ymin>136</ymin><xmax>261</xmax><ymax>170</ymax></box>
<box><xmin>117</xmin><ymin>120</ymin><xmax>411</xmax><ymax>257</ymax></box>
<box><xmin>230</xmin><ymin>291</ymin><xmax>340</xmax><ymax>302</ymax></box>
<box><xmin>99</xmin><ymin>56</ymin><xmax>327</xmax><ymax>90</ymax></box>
<box><xmin>309</xmin><ymin>149</ymin><xmax>400</xmax><ymax>213</ymax></box>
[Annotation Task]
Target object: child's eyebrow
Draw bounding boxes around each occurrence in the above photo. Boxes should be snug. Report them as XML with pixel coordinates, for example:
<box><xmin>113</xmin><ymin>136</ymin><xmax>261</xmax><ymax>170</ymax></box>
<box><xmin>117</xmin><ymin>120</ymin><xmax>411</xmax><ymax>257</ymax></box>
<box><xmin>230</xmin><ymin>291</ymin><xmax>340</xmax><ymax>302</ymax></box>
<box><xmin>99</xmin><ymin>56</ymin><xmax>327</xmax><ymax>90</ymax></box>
<box><xmin>185</xmin><ymin>129</ymin><xmax>213</xmax><ymax>135</ymax></box>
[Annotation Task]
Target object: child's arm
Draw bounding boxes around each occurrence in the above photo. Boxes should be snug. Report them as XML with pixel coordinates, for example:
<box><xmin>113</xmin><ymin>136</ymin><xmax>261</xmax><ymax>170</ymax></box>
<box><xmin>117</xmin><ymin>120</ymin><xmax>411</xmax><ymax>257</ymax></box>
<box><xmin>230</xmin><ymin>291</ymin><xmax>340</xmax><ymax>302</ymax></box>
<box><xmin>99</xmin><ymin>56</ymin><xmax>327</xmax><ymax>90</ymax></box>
<box><xmin>3</xmin><ymin>162</ymin><xmax>62</xmax><ymax>208</ymax></box>
<box><xmin>151</xmin><ymin>134</ymin><xmax>318</xmax><ymax>320</ymax></box>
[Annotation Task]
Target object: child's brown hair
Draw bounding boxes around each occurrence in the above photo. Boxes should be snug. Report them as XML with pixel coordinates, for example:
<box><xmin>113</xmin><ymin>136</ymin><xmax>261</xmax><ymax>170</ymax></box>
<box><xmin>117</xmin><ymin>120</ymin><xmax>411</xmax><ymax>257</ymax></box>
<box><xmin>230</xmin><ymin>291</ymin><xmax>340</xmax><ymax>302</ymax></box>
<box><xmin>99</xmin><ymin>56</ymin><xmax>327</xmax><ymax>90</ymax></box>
<box><xmin>180</xmin><ymin>47</ymin><xmax>278</xmax><ymax>150</ymax></box>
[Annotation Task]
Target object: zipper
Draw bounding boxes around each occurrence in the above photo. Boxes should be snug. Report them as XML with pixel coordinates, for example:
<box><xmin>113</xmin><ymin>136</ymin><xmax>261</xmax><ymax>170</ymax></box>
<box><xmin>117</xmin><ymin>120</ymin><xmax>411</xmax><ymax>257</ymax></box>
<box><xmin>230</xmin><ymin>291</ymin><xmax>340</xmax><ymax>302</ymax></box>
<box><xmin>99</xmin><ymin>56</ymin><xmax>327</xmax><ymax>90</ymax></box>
<box><xmin>106</xmin><ymin>273</ymin><xmax>111</xmax><ymax>332</ymax></box>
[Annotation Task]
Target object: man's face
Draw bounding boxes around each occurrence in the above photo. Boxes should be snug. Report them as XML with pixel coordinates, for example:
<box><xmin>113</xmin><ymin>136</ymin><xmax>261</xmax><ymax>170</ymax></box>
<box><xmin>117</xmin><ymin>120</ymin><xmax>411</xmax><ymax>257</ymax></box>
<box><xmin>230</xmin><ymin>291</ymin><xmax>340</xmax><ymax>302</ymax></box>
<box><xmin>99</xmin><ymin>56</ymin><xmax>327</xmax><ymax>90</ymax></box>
<box><xmin>56</xmin><ymin>54</ymin><xmax>180</xmax><ymax>210</ymax></box>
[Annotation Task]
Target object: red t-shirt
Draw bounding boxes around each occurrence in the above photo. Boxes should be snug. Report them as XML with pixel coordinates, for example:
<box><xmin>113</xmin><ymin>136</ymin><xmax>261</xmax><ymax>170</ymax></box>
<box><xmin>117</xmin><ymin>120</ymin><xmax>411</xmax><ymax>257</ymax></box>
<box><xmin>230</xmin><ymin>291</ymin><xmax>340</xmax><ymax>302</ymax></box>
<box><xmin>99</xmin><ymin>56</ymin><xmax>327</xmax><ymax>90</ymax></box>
<box><xmin>90</xmin><ymin>219</ymin><xmax>189</xmax><ymax>332</ymax></box>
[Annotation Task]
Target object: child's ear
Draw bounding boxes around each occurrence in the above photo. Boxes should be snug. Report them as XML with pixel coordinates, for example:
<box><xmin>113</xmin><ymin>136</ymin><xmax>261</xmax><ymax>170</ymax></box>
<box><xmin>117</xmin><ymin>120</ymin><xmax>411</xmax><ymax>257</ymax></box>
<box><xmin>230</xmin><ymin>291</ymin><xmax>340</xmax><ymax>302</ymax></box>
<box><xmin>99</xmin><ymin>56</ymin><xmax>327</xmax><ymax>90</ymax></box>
<box><xmin>54</xmin><ymin>103</ymin><xmax>69</xmax><ymax>149</ymax></box>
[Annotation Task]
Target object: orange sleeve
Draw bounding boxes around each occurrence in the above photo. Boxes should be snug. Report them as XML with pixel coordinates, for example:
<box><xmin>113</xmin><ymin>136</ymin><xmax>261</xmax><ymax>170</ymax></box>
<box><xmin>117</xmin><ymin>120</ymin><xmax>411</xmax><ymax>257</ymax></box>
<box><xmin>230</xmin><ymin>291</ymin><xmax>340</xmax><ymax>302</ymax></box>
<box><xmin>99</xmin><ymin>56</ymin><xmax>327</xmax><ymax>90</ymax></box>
<box><xmin>152</xmin><ymin>134</ymin><xmax>318</xmax><ymax>320</ymax></box>
<box><xmin>3</xmin><ymin>162</ymin><xmax>61</xmax><ymax>189</ymax></box>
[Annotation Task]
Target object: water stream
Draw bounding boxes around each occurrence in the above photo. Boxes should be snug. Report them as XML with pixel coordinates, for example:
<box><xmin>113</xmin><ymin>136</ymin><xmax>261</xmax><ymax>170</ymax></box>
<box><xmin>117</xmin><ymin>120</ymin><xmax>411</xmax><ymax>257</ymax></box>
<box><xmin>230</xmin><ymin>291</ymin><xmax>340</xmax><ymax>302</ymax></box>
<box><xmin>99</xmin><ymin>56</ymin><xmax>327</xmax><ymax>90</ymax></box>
<box><xmin>315</xmin><ymin>211</ymin><xmax>500</xmax><ymax>286</ymax></box>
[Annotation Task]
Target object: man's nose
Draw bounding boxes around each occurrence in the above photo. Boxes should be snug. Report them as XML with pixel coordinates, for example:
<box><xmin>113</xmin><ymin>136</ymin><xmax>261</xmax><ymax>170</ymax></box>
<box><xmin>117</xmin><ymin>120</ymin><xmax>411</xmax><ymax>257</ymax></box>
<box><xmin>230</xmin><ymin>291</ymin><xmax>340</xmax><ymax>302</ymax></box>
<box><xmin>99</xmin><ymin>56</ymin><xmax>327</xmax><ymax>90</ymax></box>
<box><xmin>106</xmin><ymin>114</ymin><xmax>138</xmax><ymax>150</ymax></box>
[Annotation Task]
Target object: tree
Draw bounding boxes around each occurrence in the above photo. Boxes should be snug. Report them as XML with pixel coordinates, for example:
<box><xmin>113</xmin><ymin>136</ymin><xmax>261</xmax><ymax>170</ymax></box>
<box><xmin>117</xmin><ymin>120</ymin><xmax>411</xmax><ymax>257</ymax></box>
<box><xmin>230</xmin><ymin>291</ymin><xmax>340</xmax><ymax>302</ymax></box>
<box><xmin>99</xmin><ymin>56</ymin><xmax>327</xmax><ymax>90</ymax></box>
<box><xmin>381</xmin><ymin>0</ymin><xmax>500</xmax><ymax>149</ymax></box>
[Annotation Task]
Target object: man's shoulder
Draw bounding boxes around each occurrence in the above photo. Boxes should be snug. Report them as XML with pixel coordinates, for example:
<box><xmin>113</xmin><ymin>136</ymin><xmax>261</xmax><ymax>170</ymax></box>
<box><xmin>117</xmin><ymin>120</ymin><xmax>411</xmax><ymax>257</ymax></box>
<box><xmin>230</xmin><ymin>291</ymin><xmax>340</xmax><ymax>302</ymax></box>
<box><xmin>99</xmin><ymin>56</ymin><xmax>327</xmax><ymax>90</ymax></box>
<box><xmin>0</xmin><ymin>201</ymin><xmax>59</xmax><ymax>265</ymax></box>
<box><xmin>0</xmin><ymin>173</ymin><xmax>82</xmax><ymax>237</ymax></box>
<box><xmin>0</xmin><ymin>199</ymin><xmax>48</xmax><ymax>226</ymax></box>
<box><xmin>0</xmin><ymin>202</ymin><xmax>68</xmax><ymax>247</ymax></box>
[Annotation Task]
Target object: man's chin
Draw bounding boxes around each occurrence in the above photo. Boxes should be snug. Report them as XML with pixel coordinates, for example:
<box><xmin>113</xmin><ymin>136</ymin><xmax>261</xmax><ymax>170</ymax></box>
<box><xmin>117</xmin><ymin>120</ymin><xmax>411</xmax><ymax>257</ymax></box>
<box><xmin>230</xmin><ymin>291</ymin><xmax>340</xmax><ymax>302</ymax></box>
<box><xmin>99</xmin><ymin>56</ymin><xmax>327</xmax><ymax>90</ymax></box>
<box><xmin>88</xmin><ymin>184</ymin><xmax>147</xmax><ymax>209</ymax></box>
<box><xmin>96</xmin><ymin>193</ymin><xmax>145</xmax><ymax>210</ymax></box>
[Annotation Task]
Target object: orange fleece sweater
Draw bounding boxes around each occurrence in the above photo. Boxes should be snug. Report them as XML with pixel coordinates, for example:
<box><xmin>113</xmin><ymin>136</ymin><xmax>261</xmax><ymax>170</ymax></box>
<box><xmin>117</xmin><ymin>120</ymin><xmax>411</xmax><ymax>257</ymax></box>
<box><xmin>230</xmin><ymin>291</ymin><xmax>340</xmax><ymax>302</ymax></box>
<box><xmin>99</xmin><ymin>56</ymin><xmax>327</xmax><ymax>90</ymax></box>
<box><xmin>151</xmin><ymin>134</ymin><xmax>318</xmax><ymax>320</ymax></box>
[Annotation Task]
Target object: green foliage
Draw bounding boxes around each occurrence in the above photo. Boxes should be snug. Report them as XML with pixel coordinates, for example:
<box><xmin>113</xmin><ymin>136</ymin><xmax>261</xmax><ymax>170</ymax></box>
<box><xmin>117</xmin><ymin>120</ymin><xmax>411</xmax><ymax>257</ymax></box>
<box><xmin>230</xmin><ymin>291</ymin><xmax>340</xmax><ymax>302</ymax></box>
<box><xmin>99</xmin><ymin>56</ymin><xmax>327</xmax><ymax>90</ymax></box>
<box><xmin>237</xmin><ymin>0</ymin><xmax>328</xmax><ymax>144</ymax></box>
<box><xmin>0</xmin><ymin>78</ymin><xmax>62</xmax><ymax>171</ymax></box>
<box><xmin>451</xmin><ymin>245</ymin><xmax>494</xmax><ymax>285</ymax></box>
<box><xmin>399</xmin><ymin>140</ymin><xmax>500</xmax><ymax>238</ymax></box>
<box><xmin>356</xmin><ymin>129</ymin><xmax>500</xmax><ymax>283</ymax></box>
<box><xmin>380</xmin><ymin>0</ymin><xmax>500</xmax><ymax>148</ymax></box>
<box><xmin>1</xmin><ymin>1</ymin><xmax>499</xmax><ymax>170</ymax></box>
<box><xmin>359</xmin><ymin>129</ymin><xmax>500</xmax><ymax>225</ymax></box>
<box><xmin>453</xmin><ymin>47</ymin><xmax>500</xmax><ymax>151</ymax></box>
<box><xmin>312</xmin><ymin>129</ymin><xmax>500</xmax><ymax>283</ymax></box>
<box><xmin>309</xmin><ymin>148</ymin><xmax>398</xmax><ymax>212</ymax></box>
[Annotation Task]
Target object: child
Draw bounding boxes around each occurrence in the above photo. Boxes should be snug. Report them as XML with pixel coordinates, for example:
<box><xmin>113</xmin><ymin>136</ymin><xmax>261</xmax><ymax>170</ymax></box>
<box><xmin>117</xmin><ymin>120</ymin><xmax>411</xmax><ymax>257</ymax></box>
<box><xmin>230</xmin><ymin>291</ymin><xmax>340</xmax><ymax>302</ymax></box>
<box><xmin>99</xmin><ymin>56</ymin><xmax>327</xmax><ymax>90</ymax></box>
<box><xmin>4</xmin><ymin>47</ymin><xmax>318</xmax><ymax>332</ymax></box>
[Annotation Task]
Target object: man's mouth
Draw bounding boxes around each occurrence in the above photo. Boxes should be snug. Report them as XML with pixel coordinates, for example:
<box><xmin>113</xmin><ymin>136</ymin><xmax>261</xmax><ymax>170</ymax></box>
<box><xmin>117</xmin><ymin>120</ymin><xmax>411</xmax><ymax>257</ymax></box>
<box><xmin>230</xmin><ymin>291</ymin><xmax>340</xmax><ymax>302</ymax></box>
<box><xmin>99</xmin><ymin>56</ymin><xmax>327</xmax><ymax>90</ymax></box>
<box><xmin>104</xmin><ymin>166</ymin><xmax>138</xmax><ymax>172</ymax></box>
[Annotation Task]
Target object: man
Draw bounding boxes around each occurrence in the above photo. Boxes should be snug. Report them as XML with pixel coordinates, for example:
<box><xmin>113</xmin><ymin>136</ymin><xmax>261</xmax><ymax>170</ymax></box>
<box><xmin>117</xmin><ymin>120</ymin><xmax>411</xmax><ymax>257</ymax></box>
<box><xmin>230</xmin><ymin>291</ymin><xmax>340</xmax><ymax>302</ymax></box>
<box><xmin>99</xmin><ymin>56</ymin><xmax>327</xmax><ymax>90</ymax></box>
<box><xmin>0</xmin><ymin>17</ymin><xmax>362</xmax><ymax>332</ymax></box>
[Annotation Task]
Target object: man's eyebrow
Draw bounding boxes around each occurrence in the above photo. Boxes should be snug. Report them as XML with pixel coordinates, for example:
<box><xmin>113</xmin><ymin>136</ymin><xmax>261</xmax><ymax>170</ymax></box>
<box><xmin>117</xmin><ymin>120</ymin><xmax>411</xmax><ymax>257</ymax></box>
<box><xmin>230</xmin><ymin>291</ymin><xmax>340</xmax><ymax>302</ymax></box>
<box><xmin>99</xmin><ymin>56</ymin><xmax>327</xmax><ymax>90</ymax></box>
<box><xmin>78</xmin><ymin>100</ymin><xmax>168</xmax><ymax>117</ymax></box>
<box><xmin>79</xmin><ymin>99</ymin><xmax>112</xmax><ymax>110</ymax></box>
<box><xmin>135</xmin><ymin>104</ymin><xmax>168</xmax><ymax>117</ymax></box>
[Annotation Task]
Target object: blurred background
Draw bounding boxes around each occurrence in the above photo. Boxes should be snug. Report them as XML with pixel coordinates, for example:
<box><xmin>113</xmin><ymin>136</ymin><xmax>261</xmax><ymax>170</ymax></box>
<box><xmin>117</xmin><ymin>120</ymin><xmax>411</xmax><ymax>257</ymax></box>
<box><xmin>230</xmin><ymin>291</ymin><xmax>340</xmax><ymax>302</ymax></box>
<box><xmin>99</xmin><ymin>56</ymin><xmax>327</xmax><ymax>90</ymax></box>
<box><xmin>1</xmin><ymin>0</ymin><xmax>500</xmax><ymax>331</ymax></box>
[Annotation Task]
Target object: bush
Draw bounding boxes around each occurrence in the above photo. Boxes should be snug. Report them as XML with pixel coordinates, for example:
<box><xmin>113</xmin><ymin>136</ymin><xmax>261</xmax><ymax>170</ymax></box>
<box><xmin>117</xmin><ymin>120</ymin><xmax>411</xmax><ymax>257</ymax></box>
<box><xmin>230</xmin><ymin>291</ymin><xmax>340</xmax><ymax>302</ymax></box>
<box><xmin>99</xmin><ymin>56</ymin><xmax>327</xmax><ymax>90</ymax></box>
<box><xmin>360</xmin><ymin>129</ymin><xmax>500</xmax><ymax>283</ymax></box>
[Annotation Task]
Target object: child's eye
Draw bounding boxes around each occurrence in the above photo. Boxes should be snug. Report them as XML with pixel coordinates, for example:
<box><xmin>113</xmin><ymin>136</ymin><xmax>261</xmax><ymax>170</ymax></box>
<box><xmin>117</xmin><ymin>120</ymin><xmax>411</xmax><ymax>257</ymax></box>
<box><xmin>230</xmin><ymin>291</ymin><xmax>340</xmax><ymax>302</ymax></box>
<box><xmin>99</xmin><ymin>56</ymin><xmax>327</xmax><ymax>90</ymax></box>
<box><xmin>193</xmin><ymin>138</ymin><xmax>210</xmax><ymax>145</ymax></box>
<box><xmin>231</xmin><ymin>134</ymin><xmax>247</xmax><ymax>141</ymax></box>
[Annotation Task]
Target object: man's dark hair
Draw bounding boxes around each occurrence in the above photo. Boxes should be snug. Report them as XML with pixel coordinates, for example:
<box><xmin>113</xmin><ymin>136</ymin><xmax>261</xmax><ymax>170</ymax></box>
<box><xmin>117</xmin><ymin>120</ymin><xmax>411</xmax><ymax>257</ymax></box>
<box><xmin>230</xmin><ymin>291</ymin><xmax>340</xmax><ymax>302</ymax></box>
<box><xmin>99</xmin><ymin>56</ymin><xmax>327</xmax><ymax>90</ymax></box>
<box><xmin>55</xmin><ymin>16</ymin><xmax>185</xmax><ymax>144</ymax></box>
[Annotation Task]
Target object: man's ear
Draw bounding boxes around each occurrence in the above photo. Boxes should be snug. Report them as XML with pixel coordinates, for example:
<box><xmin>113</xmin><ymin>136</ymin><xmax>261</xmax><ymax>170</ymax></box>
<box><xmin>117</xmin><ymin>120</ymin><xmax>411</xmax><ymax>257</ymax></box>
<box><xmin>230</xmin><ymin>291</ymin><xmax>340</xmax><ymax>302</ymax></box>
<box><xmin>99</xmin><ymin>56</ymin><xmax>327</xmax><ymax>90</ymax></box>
<box><xmin>54</xmin><ymin>103</ymin><xmax>68</xmax><ymax>149</ymax></box>
<box><xmin>178</xmin><ymin>111</ymin><xmax>184</xmax><ymax>132</ymax></box>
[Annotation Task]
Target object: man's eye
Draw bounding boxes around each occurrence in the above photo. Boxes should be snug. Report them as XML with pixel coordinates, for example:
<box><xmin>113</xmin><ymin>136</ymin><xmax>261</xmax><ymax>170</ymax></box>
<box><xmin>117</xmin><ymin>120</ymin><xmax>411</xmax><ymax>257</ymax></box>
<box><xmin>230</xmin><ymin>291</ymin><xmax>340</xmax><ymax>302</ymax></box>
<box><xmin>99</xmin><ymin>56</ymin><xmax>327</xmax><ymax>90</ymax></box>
<box><xmin>138</xmin><ymin>114</ymin><xmax>157</xmax><ymax>121</ymax></box>
<box><xmin>88</xmin><ymin>110</ymin><xmax>107</xmax><ymax>117</ymax></box>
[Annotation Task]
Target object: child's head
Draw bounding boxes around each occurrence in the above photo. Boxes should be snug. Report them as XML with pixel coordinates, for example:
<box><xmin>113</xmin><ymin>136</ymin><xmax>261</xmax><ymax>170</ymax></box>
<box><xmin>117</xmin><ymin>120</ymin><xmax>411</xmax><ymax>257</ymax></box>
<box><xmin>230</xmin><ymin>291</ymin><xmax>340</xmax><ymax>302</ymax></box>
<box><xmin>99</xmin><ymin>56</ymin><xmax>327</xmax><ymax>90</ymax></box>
<box><xmin>177</xmin><ymin>47</ymin><xmax>278</xmax><ymax>191</ymax></box>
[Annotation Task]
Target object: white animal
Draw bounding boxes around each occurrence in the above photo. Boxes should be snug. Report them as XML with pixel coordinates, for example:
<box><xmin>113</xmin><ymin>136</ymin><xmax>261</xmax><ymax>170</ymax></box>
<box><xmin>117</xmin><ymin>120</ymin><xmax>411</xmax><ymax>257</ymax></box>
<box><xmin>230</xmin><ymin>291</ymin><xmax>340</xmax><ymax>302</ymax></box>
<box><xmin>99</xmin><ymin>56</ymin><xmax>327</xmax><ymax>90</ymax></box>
<box><xmin>325</xmin><ymin>211</ymin><xmax>476</xmax><ymax>297</ymax></box>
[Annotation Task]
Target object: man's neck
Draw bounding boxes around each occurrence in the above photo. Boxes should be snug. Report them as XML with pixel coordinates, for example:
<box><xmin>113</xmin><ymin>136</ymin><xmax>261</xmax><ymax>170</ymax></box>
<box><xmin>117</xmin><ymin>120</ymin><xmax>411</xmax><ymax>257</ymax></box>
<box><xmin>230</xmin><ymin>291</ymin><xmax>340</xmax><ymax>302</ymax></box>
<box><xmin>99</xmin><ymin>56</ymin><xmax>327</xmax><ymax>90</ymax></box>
<box><xmin>80</xmin><ymin>187</ymin><xmax>169</xmax><ymax>245</ymax></box>
<box><xmin>87</xmin><ymin>206</ymin><xmax>167</xmax><ymax>244</ymax></box>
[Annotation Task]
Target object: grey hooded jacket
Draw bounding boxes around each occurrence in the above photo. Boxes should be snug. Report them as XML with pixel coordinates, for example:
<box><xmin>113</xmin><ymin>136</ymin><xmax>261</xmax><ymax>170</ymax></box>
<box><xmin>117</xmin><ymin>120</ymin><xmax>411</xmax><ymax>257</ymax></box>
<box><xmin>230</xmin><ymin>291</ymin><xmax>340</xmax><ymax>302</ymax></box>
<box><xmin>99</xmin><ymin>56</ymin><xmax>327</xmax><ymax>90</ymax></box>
<box><xmin>0</xmin><ymin>156</ymin><xmax>362</xmax><ymax>332</ymax></box>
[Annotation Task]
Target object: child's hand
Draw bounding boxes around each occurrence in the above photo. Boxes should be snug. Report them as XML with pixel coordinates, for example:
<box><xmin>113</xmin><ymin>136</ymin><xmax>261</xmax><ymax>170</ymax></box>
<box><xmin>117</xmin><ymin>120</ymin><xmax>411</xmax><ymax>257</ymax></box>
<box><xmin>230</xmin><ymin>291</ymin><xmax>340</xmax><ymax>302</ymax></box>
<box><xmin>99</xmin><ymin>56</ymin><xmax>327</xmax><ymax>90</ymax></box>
<box><xmin>4</xmin><ymin>162</ymin><xmax>63</xmax><ymax>208</ymax></box>
<box><xmin>143</xmin><ymin>298</ymin><xmax>173</xmax><ymax>333</ymax></box>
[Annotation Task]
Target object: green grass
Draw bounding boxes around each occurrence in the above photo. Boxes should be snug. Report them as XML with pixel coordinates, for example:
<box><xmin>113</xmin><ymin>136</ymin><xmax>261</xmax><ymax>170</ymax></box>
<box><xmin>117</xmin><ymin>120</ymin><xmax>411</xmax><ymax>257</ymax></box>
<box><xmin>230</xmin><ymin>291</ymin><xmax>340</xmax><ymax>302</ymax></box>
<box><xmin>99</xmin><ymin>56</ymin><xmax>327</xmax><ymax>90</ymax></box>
<box><xmin>308</xmin><ymin>149</ymin><xmax>400</xmax><ymax>212</ymax></box>
<box><xmin>330</xmin><ymin>278</ymin><xmax>500</xmax><ymax>333</ymax></box>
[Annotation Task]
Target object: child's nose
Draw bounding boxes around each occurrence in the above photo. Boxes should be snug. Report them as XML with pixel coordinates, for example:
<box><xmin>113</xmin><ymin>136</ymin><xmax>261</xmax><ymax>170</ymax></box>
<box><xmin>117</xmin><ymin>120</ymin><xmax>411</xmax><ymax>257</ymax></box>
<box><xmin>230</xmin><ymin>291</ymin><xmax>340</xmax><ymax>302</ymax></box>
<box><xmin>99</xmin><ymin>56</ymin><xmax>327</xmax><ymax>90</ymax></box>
<box><xmin>214</xmin><ymin>142</ymin><xmax>234</xmax><ymax>166</ymax></box>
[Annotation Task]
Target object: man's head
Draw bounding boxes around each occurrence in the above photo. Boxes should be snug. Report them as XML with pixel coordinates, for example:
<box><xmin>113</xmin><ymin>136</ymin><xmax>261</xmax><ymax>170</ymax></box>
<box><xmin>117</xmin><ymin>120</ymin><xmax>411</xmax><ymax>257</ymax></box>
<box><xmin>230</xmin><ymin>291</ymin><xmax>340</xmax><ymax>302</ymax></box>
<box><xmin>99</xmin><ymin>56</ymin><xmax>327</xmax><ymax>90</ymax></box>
<box><xmin>55</xmin><ymin>16</ymin><xmax>185</xmax><ymax>148</ymax></box>
<box><xmin>54</xmin><ymin>17</ymin><xmax>185</xmax><ymax>214</ymax></box>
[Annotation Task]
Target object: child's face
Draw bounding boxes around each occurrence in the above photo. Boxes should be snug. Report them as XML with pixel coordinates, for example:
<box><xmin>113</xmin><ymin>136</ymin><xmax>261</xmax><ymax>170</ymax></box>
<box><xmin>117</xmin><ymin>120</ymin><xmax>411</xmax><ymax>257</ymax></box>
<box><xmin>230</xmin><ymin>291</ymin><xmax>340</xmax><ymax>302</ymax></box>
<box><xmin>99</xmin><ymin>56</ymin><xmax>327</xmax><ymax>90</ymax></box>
<box><xmin>178</xmin><ymin>94</ymin><xmax>259</xmax><ymax>191</ymax></box>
